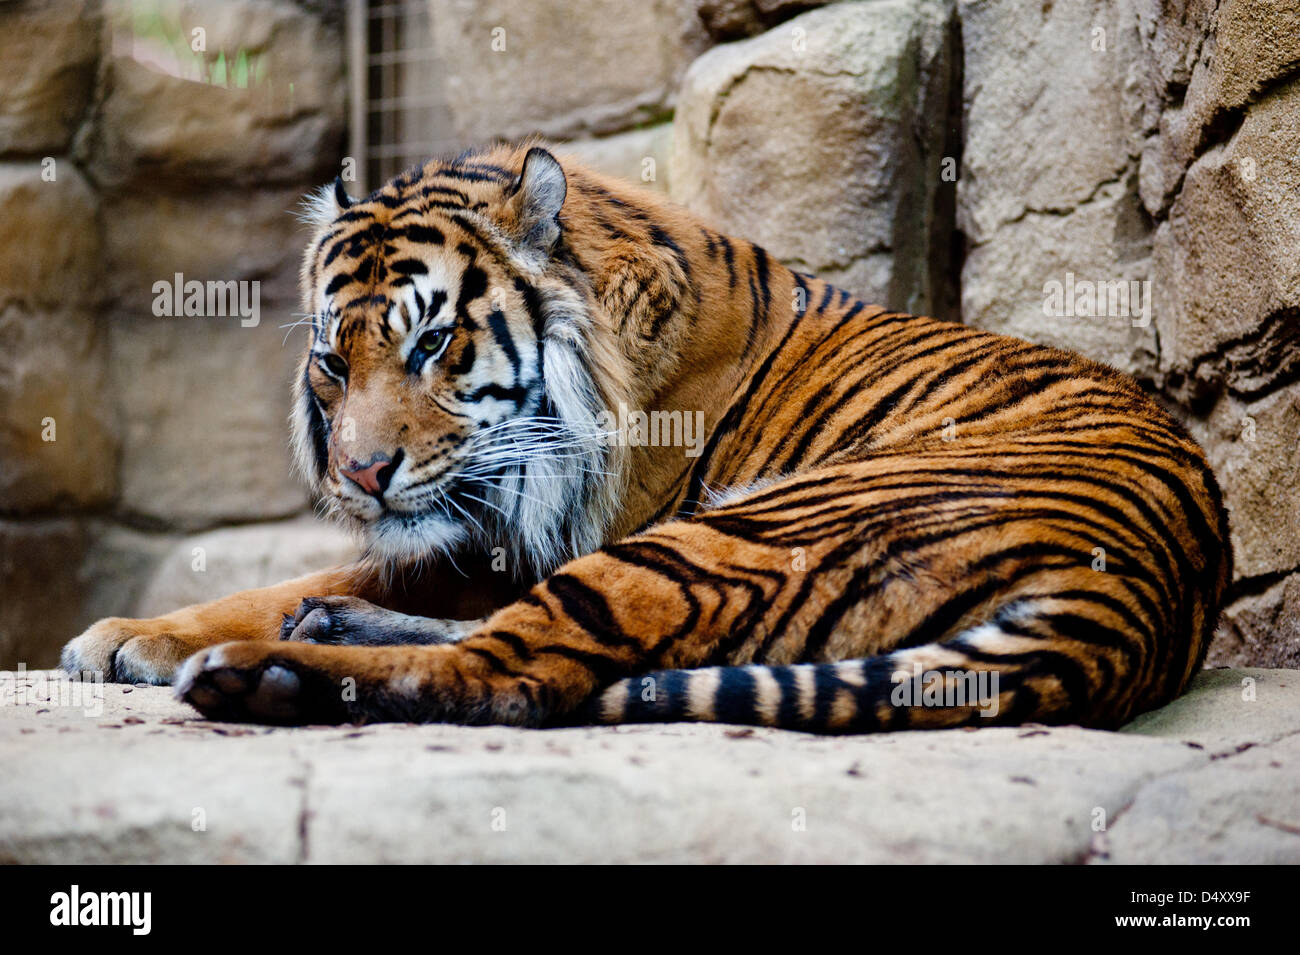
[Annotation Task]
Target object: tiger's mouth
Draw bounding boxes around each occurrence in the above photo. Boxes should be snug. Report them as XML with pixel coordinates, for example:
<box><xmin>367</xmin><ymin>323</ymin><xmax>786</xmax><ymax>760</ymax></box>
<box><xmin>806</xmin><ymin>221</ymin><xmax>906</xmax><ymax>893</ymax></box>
<box><xmin>364</xmin><ymin>494</ymin><xmax>476</xmax><ymax>564</ymax></box>
<box><xmin>330</xmin><ymin>464</ymin><xmax>495</xmax><ymax>563</ymax></box>
<box><xmin>326</xmin><ymin>414</ymin><xmax>613</xmax><ymax>577</ymax></box>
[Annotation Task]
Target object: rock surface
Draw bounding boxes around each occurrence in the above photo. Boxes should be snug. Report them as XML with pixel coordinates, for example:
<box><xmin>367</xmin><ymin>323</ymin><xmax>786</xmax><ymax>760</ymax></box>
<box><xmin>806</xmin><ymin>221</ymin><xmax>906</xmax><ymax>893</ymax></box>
<box><xmin>0</xmin><ymin>520</ymin><xmax>89</xmax><ymax>669</ymax></box>
<box><xmin>1151</xmin><ymin>73</ymin><xmax>1300</xmax><ymax>379</ymax></box>
<box><xmin>695</xmin><ymin>0</ymin><xmax>829</xmax><ymax>41</ymax></box>
<box><xmin>108</xmin><ymin>313</ymin><xmax>311</xmax><ymax>530</ymax></box>
<box><xmin>1</xmin><ymin>0</ymin><xmax>1298</xmax><ymax>680</ymax></box>
<box><xmin>0</xmin><ymin>164</ymin><xmax>112</xmax><ymax>514</ymax></box>
<box><xmin>671</xmin><ymin>0</ymin><xmax>960</xmax><ymax>314</ymax></box>
<box><xmin>956</xmin><ymin>0</ymin><xmax>1157</xmax><ymax>379</ymax></box>
<box><xmin>134</xmin><ymin>517</ymin><xmax>359</xmax><ymax>618</ymax></box>
<box><xmin>1</xmin><ymin>666</ymin><xmax>1295</xmax><ymax>863</ymax></box>
<box><xmin>0</xmin><ymin>161</ymin><xmax>111</xmax><ymax>514</ymax></box>
<box><xmin>0</xmin><ymin>305</ymin><xmax>117</xmax><ymax>513</ymax></box>
<box><xmin>0</xmin><ymin>0</ymin><xmax>349</xmax><ymax>668</ymax></box>
<box><xmin>1182</xmin><ymin>383</ymin><xmax>1300</xmax><ymax>583</ymax></box>
<box><xmin>80</xmin><ymin>0</ymin><xmax>345</xmax><ymax>190</ymax></box>
<box><xmin>0</xmin><ymin>162</ymin><xmax>100</xmax><ymax>311</ymax></box>
<box><xmin>0</xmin><ymin>517</ymin><xmax>357</xmax><ymax>671</ymax></box>
<box><xmin>1211</xmin><ymin>574</ymin><xmax>1300</xmax><ymax>670</ymax></box>
<box><xmin>558</xmin><ymin>124</ymin><xmax>675</xmax><ymax>194</ymax></box>
<box><xmin>0</xmin><ymin>0</ymin><xmax>100</xmax><ymax>156</ymax></box>
<box><xmin>429</xmin><ymin>0</ymin><xmax>711</xmax><ymax>142</ymax></box>
<box><xmin>952</xmin><ymin>0</ymin><xmax>1300</xmax><ymax>662</ymax></box>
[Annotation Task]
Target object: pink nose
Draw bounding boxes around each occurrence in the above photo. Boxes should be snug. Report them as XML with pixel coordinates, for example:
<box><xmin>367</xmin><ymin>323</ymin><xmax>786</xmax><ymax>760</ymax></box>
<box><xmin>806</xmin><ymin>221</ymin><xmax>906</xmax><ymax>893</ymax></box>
<box><xmin>341</xmin><ymin>457</ymin><xmax>391</xmax><ymax>496</ymax></box>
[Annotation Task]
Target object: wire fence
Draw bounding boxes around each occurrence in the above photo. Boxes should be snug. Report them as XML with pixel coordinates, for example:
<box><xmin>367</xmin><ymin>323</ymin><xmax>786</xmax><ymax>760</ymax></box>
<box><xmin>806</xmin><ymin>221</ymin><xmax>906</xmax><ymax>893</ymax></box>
<box><xmin>347</xmin><ymin>0</ymin><xmax>454</xmax><ymax>193</ymax></box>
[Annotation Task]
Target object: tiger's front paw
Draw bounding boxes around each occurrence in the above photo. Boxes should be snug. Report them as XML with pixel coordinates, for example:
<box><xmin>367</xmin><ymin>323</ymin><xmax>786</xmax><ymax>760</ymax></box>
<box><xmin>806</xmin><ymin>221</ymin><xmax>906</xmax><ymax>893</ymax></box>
<box><xmin>281</xmin><ymin>596</ymin><xmax>477</xmax><ymax>646</ymax></box>
<box><xmin>174</xmin><ymin>641</ymin><xmax>359</xmax><ymax>725</ymax></box>
<box><xmin>61</xmin><ymin>618</ymin><xmax>208</xmax><ymax>685</ymax></box>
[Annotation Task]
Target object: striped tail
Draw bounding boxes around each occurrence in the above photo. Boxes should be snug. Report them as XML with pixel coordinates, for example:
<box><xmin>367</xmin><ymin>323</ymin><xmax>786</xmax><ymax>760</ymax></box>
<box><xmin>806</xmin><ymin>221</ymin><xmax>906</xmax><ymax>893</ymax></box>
<box><xmin>566</xmin><ymin>628</ymin><xmax>1136</xmax><ymax>733</ymax></box>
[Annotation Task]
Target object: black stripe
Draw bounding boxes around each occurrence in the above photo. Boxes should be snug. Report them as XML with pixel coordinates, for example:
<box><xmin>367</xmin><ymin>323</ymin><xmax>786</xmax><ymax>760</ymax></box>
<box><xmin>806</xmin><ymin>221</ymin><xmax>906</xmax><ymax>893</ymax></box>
<box><xmin>388</xmin><ymin>258</ymin><xmax>428</xmax><ymax>276</ymax></box>
<box><xmin>301</xmin><ymin>369</ymin><xmax>329</xmax><ymax>478</ymax></box>
<box><xmin>718</xmin><ymin>235</ymin><xmax>736</xmax><ymax>289</ymax></box>
<box><xmin>514</xmin><ymin>276</ymin><xmax>546</xmax><ymax>340</ymax></box>
<box><xmin>486</xmin><ymin>308</ymin><xmax>522</xmax><ymax>375</ymax></box>
<box><xmin>398</xmin><ymin>223</ymin><xmax>445</xmax><ymax>245</ymax></box>
<box><xmin>713</xmin><ymin>667</ymin><xmax>759</xmax><ymax>725</ymax></box>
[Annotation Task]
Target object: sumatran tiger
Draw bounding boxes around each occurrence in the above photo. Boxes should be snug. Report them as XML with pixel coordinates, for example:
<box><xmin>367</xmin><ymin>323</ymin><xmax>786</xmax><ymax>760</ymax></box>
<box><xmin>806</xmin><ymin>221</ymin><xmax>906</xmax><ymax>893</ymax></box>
<box><xmin>60</xmin><ymin>142</ymin><xmax>1232</xmax><ymax>732</ymax></box>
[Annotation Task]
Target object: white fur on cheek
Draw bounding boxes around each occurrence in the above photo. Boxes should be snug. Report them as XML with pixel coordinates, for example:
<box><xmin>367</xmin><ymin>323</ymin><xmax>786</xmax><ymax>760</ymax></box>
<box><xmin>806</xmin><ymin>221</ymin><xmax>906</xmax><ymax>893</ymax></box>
<box><xmin>471</xmin><ymin>279</ymin><xmax>619</xmax><ymax>579</ymax></box>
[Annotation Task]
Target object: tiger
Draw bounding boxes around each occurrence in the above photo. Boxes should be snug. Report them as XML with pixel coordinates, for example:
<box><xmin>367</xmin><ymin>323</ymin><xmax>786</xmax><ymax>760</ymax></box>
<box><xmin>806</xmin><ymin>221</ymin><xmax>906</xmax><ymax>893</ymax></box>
<box><xmin>60</xmin><ymin>141</ymin><xmax>1232</xmax><ymax>733</ymax></box>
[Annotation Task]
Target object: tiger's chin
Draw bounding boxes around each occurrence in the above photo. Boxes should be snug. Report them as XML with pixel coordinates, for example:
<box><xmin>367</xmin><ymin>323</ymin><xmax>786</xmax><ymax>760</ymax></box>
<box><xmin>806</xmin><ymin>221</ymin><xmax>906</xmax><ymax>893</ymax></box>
<box><xmin>362</xmin><ymin>509</ymin><xmax>470</xmax><ymax>568</ymax></box>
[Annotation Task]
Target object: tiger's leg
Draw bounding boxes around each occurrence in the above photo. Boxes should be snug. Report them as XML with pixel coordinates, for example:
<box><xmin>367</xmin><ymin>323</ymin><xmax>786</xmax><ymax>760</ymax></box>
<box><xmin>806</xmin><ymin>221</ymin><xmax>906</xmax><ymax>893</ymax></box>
<box><xmin>172</xmin><ymin>456</ymin><xmax>1223</xmax><ymax>728</ymax></box>
<box><xmin>60</xmin><ymin>565</ymin><xmax>381</xmax><ymax>685</ymax></box>
<box><xmin>62</xmin><ymin>549</ymin><xmax>520</xmax><ymax>685</ymax></box>
<box><xmin>173</xmin><ymin>514</ymin><xmax>767</xmax><ymax>724</ymax></box>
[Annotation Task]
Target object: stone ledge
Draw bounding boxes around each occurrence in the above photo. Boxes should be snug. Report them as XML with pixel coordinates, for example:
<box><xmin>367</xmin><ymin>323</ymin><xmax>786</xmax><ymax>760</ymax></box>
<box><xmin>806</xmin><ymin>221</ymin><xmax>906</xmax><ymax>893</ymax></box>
<box><xmin>0</xmin><ymin>667</ymin><xmax>1296</xmax><ymax>863</ymax></box>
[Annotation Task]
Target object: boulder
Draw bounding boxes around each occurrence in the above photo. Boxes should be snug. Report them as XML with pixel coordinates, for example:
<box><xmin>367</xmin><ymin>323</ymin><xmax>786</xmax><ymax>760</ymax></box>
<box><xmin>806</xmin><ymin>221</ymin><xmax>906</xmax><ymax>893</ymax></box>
<box><xmin>0</xmin><ymin>520</ymin><xmax>191</xmax><ymax>670</ymax></box>
<box><xmin>109</xmin><ymin>311</ymin><xmax>311</xmax><ymax>529</ymax></box>
<box><xmin>959</xmin><ymin>178</ymin><xmax>1158</xmax><ymax>379</ymax></box>
<box><xmin>1137</xmin><ymin>0</ymin><xmax>1300</xmax><ymax>216</ymax></box>
<box><xmin>958</xmin><ymin>0</ymin><xmax>1146</xmax><ymax>244</ymax></box>
<box><xmin>101</xmin><ymin>186</ymin><xmax>318</xmax><ymax>528</ymax></box>
<box><xmin>135</xmin><ymin>516</ymin><xmax>359</xmax><ymax>617</ymax></box>
<box><xmin>672</xmin><ymin>0</ymin><xmax>960</xmax><ymax>314</ymax></box>
<box><xmin>557</xmin><ymin>123</ymin><xmax>674</xmax><ymax>194</ymax></box>
<box><xmin>100</xmin><ymin>185</ymin><xmax>308</xmax><ymax>311</ymax></box>
<box><xmin>1150</xmin><ymin>74</ymin><xmax>1300</xmax><ymax>382</ymax></box>
<box><xmin>956</xmin><ymin>0</ymin><xmax>1157</xmax><ymax>377</ymax></box>
<box><xmin>429</xmin><ymin>0</ymin><xmax>711</xmax><ymax>143</ymax></box>
<box><xmin>0</xmin><ymin>306</ymin><xmax>116</xmax><ymax>513</ymax></box>
<box><xmin>0</xmin><ymin>162</ymin><xmax>100</xmax><ymax>311</ymax></box>
<box><xmin>78</xmin><ymin>521</ymin><xmax>184</xmax><ymax>634</ymax></box>
<box><xmin>79</xmin><ymin>0</ymin><xmax>345</xmax><ymax>189</ymax></box>
<box><xmin>0</xmin><ymin>163</ymin><xmax>114</xmax><ymax>513</ymax></box>
<box><xmin>0</xmin><ymin>520</ymin><xmax>88</xmax><ymax>668</ymax></box>
<box><xmin>0</xmin><ymin>0</ymin><xmax>100</xmax><ymax>156</ymax></box>
<box><xmin>1211</xmin><ymin>573</ymin><xmax>1300</xmax><ymax>670</ymax></box>
<box><xmin>1181</xmin><ymin>383</ymin><xmax>1300</xmax><ymax>581</ymax></box>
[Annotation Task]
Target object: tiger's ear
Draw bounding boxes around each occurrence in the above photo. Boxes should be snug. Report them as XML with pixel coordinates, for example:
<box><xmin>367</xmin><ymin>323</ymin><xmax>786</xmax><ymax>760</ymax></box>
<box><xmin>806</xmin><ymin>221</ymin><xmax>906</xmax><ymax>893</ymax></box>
<box><xmin>504</xmin><ymin>147</ymin><xmax>566</xmax><ymax>257</ymax></box>
<box><xmin>301</xmin><ymin>176</ymin><xmax>356</xmax><ymax>231</ymax></box>
<box><xmin>333</xmin><ymin>176</ymin><xmax>355</xmax><ymax>211</ymax></box>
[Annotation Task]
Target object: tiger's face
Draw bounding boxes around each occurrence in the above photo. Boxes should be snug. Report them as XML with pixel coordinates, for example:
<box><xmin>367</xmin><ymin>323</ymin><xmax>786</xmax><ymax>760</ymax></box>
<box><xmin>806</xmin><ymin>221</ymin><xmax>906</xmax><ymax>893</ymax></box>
<box><xmin>291</xmin><ymin>148</ymin><xmax>610</xmax><ymax>572</ymax></box>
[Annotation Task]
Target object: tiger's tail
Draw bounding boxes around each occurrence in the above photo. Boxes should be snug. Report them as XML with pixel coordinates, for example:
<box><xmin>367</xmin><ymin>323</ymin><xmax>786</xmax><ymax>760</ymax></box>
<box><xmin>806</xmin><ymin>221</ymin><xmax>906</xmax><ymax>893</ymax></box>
<box><xmin>568</xmin><ymin>617</ymin><xmax>1190</xmax><ymax>733</ymax></box>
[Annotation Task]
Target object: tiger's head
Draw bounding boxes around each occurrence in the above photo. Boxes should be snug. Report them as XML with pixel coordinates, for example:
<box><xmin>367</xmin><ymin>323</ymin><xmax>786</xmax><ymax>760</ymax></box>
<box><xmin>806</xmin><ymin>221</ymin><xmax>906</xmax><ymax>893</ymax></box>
<box><xmin>292</xmin><ymin>145</ymin><xmax>624</xmax><ymax>579</ymax></box>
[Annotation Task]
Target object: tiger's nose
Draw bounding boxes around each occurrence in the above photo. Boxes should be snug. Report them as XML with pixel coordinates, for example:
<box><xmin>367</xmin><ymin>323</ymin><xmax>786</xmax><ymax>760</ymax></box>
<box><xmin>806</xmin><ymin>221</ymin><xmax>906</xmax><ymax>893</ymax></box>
<box><xmin>341</xmin><ymin>450</ymin><xmax>401</xmax><ymax>497</ymax></box>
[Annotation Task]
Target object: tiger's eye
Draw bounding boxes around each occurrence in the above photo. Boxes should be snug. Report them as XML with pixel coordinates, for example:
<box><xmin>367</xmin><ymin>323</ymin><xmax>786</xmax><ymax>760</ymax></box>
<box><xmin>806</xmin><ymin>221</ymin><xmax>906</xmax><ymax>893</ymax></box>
<box><xmin>322</xmin><ymin>353</ymin><xmax>348</xmax><ymax>378</ymax></box>
<box><xmin>418</xmin><ymin>330</ymin><xmax>448</xmax><ymax>353</ymax></box>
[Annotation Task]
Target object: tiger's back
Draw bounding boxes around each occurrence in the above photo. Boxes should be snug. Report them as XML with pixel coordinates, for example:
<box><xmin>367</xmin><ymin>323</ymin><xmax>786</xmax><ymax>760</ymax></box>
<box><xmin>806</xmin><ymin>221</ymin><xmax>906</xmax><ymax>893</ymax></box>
<box><xmin>586</xmin><ymin>292</ymin><xmax>1230</xmax><ymax>730</ymax></box>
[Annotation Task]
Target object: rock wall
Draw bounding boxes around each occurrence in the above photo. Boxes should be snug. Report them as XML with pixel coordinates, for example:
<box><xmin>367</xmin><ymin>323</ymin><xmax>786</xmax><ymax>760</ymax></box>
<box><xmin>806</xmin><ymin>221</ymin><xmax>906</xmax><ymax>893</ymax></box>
<box><xmin>0</xmin><ymin>0</ymin><xmax>1295</xmax><ymax>670</ymax></box>
<box><xmin>672</xmin><ymin>0</ymin><xmax>961</xmax><ymax>315</ymax></box>
<box><xmin>0</xmin><ymin>0</ymin><xmax>354</xmax><ymax>666</ymax></box>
